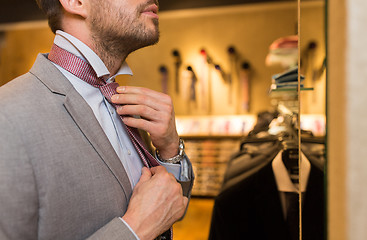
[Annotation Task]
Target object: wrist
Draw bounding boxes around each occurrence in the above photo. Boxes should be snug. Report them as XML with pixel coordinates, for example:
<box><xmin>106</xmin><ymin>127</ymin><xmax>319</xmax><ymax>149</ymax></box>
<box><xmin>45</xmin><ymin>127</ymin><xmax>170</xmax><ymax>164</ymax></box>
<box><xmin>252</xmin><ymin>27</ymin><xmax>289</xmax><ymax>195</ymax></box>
<box><xmin>156</xmin><ymin>138</ymin><xmax>185</xmax><ymax>164</ymax></box>
<box><xmin>121</xmin><ymin>215</ymin><xmax>153</xmax><ymax>240</ymax></box>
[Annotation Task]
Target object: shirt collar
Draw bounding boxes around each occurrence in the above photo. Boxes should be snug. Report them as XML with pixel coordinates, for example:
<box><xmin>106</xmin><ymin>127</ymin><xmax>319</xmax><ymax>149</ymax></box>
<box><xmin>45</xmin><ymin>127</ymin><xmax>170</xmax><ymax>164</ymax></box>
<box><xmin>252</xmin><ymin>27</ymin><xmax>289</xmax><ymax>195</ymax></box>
<box><xmin>272</xmin><ymin>150</ymin><xmax>311</xmax><ymax>192</ymax></box>
<box><xmin>54</xmin><ymin>30</ymin><xmax>133</xmax><ymax>80</ymax></box>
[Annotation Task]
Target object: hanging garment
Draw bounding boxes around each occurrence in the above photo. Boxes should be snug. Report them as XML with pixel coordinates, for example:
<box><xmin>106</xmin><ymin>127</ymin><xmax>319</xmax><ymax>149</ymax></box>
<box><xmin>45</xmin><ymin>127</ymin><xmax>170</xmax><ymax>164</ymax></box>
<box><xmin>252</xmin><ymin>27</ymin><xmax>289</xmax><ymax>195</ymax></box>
<box><xmin>209</xmin><ymin>160</ymin><xmax>324</xmax><ymax>240</ymax></box>
<box><xmin>221</xmin><ymin>140</ymin><xmax>281</xmax><ymax>191</ymax></box>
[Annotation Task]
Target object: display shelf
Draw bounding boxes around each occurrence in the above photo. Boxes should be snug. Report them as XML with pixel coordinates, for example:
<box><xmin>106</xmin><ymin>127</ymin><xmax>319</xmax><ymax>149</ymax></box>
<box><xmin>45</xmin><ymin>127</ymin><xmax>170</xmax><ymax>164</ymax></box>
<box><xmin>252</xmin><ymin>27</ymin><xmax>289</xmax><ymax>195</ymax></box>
<box><xmin>269</xmin><ymin>87</ymin><xmax>314</xmax><ymax>99</ymax></box>
<box><xmin>176</xmin><ymin>115</ymin><xmax>256</xmax><ymax>137</ymax></box>
<box><xmin>271</xmin><ymin>87</ymin><xmax>314</xmax><ymax>92</ymax></box>
<box><xmin>184</xmin><ymin>136</ymin><xmax>242</xmax><ymax>197</ymax></box>
<box><xmin>176</xmin><ymin>116</ymin><xmax>254</xmax><ymax>196</ymax></box>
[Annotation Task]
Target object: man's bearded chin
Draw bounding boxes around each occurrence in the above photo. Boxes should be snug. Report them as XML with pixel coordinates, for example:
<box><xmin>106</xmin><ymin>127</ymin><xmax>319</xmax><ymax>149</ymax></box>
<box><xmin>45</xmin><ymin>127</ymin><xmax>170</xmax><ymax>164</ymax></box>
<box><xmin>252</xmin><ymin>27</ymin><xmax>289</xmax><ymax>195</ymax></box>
<box><xmin>91</xmin><ymin>20</ymin><xmax>160</xmax><ymax>62</ymax></box>
<box><xmin>122</xmin><ymin>22</ymin><xmax>160</xmax><ymax>55</ymax></box>
<box><xmin>140</xmin><ymin>18</ymin><xmax>160</xmax><ymax>48</ymax></box>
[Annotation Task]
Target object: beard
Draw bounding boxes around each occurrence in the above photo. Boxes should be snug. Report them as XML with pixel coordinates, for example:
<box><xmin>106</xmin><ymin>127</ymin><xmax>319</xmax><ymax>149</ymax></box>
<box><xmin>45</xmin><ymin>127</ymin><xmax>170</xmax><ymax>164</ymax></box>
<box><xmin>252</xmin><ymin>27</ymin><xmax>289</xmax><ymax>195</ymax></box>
<box><xmin>89</xmin><ymin>0</ymin><xmax>160</xmax><ymax>62</ymax></box>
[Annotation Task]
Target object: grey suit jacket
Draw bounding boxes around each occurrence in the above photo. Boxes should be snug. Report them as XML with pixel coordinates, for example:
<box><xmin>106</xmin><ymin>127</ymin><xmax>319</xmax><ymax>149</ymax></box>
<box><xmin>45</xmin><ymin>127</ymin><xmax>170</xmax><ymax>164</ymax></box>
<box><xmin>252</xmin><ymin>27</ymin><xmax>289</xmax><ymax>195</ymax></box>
<box><xmin>0</xmin><ymin>54</ymin><xmax>194</xmax><ymax>240</ymax></box>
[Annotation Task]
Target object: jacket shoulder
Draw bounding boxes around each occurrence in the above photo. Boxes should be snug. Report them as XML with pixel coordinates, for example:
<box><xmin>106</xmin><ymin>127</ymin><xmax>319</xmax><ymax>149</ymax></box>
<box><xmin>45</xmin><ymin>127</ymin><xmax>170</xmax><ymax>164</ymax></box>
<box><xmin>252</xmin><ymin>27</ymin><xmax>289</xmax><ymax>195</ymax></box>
<box><xmin>0</xmin><ymin>72</ymin><xmax>41</xmax><ymax>104</ymax></box>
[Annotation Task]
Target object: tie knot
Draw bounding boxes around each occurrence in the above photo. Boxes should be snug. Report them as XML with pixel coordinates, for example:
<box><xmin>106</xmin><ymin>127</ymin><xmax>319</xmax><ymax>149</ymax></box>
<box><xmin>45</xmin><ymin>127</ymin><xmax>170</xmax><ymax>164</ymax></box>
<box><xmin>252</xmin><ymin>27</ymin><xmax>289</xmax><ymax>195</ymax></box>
<box><xmin>48</xmin><ymin>44</ymin><xmax>121</xmax><ymax>104</ymax></box>
<box><xmin>99</xmin><ymin>82</ymin><xmax>120</xmax><ymax>103</ymax></box>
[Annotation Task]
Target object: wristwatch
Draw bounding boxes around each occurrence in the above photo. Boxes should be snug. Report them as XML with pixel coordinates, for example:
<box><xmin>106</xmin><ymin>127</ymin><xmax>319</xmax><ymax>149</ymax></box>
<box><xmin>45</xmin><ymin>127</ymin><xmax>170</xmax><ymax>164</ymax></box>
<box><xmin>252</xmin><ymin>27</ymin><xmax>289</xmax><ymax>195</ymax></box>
<box><xmin>156</xmin><ymin>138</ymin><xmax>185</xmax><ymax>164</ymax></box>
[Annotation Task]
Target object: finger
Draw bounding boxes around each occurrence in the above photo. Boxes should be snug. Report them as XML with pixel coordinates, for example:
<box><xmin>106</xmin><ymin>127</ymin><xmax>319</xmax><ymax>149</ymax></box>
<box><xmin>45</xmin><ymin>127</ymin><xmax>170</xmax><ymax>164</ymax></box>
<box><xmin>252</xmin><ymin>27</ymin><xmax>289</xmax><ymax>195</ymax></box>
<box><xmin>150</xmin><ymin>167</ymin><xmax>178</xmax><ymax>185</ymax></box>
<box><xmin>121</xmin><ymin>115</ymin><xmax>174</xmax><ymax>137</ymax></box>
<box><xmin>118</xmin><ymin>107</ymin><xmax>174</xmax><ymax>136</ymax></box>
<box><xmin>116</xmin><ymin>86</ymin><xmax>171</xmax><ymax>104</ymax></box>
<box><xmin>112</xmin><ymin>86</ymin><xmax>173</xmax><ymax>112</ymax></box>
<box><xmin>149</xmin><ymin>166</ymin><xmax>166</xmax><ymax>175</ymax></box>
<box><xmin>116</xmin><ymin>104</ymin><xmax>165</xmax><ymax>122</ymax></box>
<box><xmin>112</xmin><ymin>93</ymin><xmax>171</xmax><ymax>113</ymax></box>
<box><xmin>120</xmin><ymin>116</ymin><xmax>155</xmax><ymax>135</ymax></box>
<box><xmin>138</xmin><ymin>167</ymin><xmax>152</xmax><ymax>183</ymax></box>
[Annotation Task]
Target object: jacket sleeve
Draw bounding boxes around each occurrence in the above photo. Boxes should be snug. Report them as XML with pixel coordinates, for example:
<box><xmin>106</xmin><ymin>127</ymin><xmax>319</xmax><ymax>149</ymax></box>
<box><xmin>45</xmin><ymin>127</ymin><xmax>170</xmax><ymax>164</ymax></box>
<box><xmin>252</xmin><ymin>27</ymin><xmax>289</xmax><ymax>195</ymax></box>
<box><xmin>178</xmin><ymin>154</ymin><xmax>195</xmax><ymax>198</ymax></box>
<box><xmin>86</xmin><ymin>218</ymin><xmax>138</xmax><ymax>240</ymax></box>
<box><xmin>0</xmin><ymin>114</ymin><xmax>39</xmax><ymax>240</ymax></box>
<box><xmin>0</xmin><ymin>113</ymin><xmax>139</xmax><ymax>240</ymax></box>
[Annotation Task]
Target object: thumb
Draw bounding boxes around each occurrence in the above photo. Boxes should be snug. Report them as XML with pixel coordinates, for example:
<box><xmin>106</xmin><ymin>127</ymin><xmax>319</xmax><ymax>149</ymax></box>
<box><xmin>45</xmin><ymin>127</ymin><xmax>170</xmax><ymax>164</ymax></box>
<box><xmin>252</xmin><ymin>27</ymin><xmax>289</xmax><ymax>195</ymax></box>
<box><xmin>138</xmin><ymin>167</ymin><xmax>152</xmax><ymax>183</ymax></box>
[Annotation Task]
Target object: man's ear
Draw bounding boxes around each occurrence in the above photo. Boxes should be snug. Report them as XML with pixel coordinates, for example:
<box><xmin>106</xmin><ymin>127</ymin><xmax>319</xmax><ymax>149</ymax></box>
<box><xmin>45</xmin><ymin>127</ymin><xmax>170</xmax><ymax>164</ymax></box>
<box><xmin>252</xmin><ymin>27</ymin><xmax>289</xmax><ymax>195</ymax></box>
<box><xmin>59</xmin><ymin>0</ymin><xmax>88</xmax><ymax>18</ymax></box>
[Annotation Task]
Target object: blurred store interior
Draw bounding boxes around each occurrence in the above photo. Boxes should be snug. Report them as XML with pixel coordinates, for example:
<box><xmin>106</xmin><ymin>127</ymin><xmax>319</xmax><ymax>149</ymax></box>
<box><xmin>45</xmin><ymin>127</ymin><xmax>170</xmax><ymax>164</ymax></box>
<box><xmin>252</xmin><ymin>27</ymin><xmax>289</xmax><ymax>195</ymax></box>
<box><xmin>4</xmin><ymin>0</ymin><xmax>366</xmax><ymax>240</ymax></box>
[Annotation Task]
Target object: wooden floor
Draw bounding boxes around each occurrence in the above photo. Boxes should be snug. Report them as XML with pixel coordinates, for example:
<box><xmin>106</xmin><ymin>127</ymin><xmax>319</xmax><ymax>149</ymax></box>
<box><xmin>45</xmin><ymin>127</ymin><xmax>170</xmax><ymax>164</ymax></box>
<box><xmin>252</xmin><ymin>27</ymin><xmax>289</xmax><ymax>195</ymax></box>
<box><xmin>172</xmin><ymin>197</ymin><xmax>215</xmax><ymax>240</ymax></box>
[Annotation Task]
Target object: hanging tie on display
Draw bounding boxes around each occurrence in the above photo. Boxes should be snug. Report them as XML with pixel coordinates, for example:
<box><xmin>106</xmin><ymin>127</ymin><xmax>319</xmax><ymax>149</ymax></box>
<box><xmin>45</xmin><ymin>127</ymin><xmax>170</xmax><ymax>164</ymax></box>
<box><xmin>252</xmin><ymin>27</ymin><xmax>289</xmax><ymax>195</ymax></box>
<box><xmin>159</xmin><ymin>65</ymin><xmax>168</xmax><ymax>94</ymax></box>
<box><xmin>305</xmin><ymin>41</ymin><xmax>317</xmax><ymax>103</ymax></box>
<box><xmin>227</xmin><ymin>46</ymin><xmax>238</xmax><ymax>104</ymax></box>
<box><xmin>301</xmin><ymin>41</ymin><xmax>324</xmax><ymax>104</ymax></box>
<box><xmin>214</xmin><ymin>64</ymin><xmax>227</xmax><ymax>82</ymax></box>
<box><xmin>200</xmin><ymin>49</ymin><xmax>213</xmax><ymax>114</ymax></box>
<box><xmin>301</xmin><ymin>41</ymin><xmax>320</xmax><ymax>82</ymax></box>
<box><xmin>308</xmin><ymin>41</ymin><xmax>318</xmax><ymax>82</ymax></box>
<box><xmin>240</xmin><ymin>62</ymin><xmax>251</xmax><ymax>112</ymax></box>
<box><xmin>214</xmin><ymin>63</ymin><xmax>232</xmax><ymax>106</ymax></box>
<box><xmin>187</xmin><ymin>66</ymin><xmax>198</xmax><ymax>102</ymax></box>
<box><xmin>186</xmin><ymin>66</ymin><xmax>198</xmax><ymax>114</ymax></box>
<box><xmin>172</xmin><ymin>49</ymin><xmax>182</xmax><ymax>95</ymax></box>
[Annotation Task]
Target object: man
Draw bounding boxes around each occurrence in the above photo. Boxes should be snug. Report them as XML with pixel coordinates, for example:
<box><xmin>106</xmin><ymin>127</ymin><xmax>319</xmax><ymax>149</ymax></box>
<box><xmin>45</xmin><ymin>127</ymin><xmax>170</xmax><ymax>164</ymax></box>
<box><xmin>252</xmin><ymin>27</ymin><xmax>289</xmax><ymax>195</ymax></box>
<box><xmin>0</xmin><ymin>0</ymin><xmax>194</xmax><ymax>239</ymax></box>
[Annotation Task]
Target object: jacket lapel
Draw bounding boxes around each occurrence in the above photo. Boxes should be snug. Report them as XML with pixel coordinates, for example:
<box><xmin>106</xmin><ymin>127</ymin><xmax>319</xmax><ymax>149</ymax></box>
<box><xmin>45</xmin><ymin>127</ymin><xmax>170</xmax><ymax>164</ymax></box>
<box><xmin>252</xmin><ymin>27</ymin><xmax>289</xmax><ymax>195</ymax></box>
<box><xmin>63</xmin><ymin>90</ymin><xmax>133</xmax><ymax>200</ymax></box>
<box><xmin>302</xmin><ymin>164</ymin><xmax>325</xmax><ymax>239</ymax></box>
<box><xmin>253</xmin><ymin>163</ymin><xmax>290</xmax><ymax>239</ymax></box>
<box><xmin>30</xmin><ymin>54</ymin><xmax>133</xmax><ymax>200</ymax></box>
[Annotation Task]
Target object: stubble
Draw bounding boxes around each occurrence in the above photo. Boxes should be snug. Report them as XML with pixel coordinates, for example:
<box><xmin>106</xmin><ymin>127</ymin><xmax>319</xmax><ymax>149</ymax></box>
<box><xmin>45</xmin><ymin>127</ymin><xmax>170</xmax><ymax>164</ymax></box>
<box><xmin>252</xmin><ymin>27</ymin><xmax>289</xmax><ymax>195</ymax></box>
<box><xmin>89</xmin><ymin>0</ymin><xmax>160</xmax><ymax>70</ymax></box>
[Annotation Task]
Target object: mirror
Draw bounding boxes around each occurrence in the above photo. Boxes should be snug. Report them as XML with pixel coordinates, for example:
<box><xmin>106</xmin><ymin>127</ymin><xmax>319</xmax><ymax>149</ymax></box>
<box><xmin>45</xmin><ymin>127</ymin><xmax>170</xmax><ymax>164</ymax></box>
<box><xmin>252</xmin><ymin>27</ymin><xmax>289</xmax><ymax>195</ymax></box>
<box><xmin>123</xmin><ymin>1</ymin><xmax>319</xmax><ymax>239</ymax></box>
<box><xmin>299</xmin><ymin>0</ymin><xmax>326</xmax><ymax>239</ymax></box>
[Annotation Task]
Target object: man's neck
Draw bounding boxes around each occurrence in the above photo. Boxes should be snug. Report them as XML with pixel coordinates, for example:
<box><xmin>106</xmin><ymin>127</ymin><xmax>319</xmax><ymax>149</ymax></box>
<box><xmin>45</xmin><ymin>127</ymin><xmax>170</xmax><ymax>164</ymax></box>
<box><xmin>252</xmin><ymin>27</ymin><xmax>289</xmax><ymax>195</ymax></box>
<box><xmin>54</xmin><ymin>30</ymin><xmax>134</xmax><ymax>79</ymax></box>
<box><xmin>61</xmin><ymin>29</ymin><xmax>128</xmax><ymax>77</ymax></box>
<box><xmin>92</xmin><ymin>42</ymin><xmax>127</xmax><ymax>76</ymax></box>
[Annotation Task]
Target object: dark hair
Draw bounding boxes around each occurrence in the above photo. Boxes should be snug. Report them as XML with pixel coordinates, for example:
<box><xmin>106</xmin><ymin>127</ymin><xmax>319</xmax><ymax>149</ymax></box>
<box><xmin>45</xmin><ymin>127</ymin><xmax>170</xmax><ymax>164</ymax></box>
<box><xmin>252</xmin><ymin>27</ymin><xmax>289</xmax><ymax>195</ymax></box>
<box><xmin>35</xmin><ymin>0</ymin><xmax>63</xmax><ymax>33</ymax></box>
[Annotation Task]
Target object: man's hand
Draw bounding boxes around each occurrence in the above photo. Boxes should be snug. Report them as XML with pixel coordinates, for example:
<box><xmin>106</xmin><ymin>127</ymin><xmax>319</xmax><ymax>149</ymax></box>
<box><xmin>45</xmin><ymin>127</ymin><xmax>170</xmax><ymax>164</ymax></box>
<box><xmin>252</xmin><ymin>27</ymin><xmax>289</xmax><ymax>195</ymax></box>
<box><xmin>111</xmin><ymin>86</ymin><xmax>180</xmax><ymax>159</ymax></box>
<box><xmin>122</xmin><ymin>167</ymin><xmax>188</xmax><ymax>240</ymax></box>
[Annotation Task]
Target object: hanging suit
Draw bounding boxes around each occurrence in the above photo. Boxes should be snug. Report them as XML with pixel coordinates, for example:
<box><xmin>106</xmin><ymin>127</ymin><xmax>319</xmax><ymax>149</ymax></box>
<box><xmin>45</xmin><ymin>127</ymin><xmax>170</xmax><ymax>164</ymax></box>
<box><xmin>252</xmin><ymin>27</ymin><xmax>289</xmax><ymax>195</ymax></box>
<box><xmin>209</xmin><ymin>160</ymin><xmax>324</xmax><ymax>240</ymax></box>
